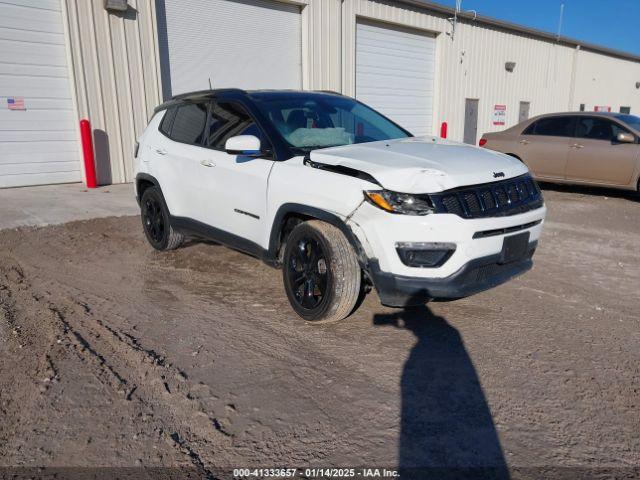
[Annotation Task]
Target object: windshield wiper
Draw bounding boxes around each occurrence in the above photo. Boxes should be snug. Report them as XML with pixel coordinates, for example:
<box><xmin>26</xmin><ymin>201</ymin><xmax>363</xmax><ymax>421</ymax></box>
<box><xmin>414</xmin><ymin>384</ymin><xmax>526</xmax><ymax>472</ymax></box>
<box><xmin>291</xmin><ymin>144</ymin><xmax>345</xmax><ymax>153</ymax></box>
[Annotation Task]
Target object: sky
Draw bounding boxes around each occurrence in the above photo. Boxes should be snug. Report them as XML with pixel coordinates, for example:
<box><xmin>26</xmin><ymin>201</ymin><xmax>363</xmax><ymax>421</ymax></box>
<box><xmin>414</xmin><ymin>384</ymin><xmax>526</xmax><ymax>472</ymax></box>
<box><xmin>434</xmin><ymin>0</ymin><xmax>640</xmax><ymax>56</ymax></box>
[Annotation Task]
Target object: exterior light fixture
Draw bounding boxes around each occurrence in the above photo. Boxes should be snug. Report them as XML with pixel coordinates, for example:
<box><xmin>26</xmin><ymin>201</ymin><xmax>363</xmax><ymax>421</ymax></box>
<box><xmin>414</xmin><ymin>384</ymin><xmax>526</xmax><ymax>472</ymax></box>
<box><xmin>505</xmin><ymin>62</ymin><xmax>516</xmax><ymax>73</ymax></box>
<box><xmin>104</xmin><ymin>0</ymin><xmax>128</xmax><ymax>12</ymax></box>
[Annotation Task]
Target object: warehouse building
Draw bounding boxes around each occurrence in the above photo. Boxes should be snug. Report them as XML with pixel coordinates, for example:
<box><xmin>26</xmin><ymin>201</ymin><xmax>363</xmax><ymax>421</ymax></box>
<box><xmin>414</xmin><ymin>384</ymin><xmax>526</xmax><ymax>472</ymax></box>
<box><xmin>2</xmin><ymin>0</ymin><xmax>640</xmax><ymax>188</ymax></box>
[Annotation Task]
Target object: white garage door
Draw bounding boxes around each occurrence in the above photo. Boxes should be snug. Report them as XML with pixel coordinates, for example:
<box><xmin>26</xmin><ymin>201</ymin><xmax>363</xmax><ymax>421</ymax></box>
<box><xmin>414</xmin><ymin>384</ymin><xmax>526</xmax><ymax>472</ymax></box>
<box><xmin>160</xmin><ymin>0</ymin><xmax>302</xmax><ymax>96</ymax></box>
<box><xmin>356</xmin><ymin>21</ymin><xmax>435</xmax><ymax>136</ymax></box>
<box><xmin>0</xmin><ymin>0</ymin><xmax>80</xmax><ymax>188</ymax></box>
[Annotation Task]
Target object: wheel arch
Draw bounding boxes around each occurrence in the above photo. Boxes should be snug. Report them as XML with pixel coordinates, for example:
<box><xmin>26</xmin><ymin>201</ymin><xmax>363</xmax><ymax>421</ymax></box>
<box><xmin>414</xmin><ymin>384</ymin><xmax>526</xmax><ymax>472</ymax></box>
<box><xmin>135</xmin><ymin>173</ymin><xmax>160</xmax><ymax>204</ymax></box>
<box><xmin>267</xmin><ymin>203</ymin><xmax>368</xmax><ymax>268</ymax></box>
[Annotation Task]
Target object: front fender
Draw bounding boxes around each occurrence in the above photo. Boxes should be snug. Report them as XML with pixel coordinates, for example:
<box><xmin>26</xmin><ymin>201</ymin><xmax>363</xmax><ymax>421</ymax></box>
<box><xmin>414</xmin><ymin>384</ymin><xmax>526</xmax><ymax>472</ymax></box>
<box><xmin>266</xmin><ymin>203</ymin><xmax>368</xmax><ymax>267</ymax></box>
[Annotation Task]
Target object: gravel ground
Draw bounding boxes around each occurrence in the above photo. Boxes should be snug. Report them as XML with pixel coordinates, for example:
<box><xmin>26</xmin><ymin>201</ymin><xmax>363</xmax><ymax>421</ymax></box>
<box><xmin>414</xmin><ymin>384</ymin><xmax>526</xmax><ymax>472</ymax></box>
<box><xmin>0</xmin><ymin>186</ymin><xmax>638</xmax><ymax>478</ymax></box>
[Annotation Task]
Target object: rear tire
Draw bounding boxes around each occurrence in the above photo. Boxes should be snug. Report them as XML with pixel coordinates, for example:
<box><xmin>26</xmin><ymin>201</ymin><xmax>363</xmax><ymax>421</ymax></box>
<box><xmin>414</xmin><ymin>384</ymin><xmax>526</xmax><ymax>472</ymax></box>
<box><xmin>140</xmin><ymin>186</ymin><xmax>184</xmax><ymax>251</ymax></box>
<box><xmin>282</xmin><ymin>220</ymin><xmax>361</xmax><ymax>323</ymax></box>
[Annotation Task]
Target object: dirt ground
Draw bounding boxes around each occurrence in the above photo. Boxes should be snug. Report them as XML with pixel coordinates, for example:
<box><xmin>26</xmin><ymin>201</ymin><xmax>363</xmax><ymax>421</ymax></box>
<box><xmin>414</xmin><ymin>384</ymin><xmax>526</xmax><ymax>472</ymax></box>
<box><xmin>0</xmin><ymin>185</ymin><xmax>638</xmax><ymax>478</ymax></box>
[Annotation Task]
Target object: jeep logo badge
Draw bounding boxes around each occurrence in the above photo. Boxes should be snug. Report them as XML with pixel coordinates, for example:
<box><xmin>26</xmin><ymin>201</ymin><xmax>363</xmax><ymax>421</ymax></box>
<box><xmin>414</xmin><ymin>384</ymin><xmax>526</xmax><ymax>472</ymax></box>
<box><xmin>493</xmin><ymin>171</ymin><xmax>505</xmax><ymax>178</ymax></box>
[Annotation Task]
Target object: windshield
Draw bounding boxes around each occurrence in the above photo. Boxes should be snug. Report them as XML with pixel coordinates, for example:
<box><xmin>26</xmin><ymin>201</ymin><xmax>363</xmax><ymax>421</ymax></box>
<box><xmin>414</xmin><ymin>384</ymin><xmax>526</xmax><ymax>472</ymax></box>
<box><xmin>253</xmin><ymin>95</ymin><xmax>411</xmax><ymax>151</ymax></box>
<box><xmin>616</xmin><ymin>114</ymin><xmax>640</xmax><ymax>131</ymax></box>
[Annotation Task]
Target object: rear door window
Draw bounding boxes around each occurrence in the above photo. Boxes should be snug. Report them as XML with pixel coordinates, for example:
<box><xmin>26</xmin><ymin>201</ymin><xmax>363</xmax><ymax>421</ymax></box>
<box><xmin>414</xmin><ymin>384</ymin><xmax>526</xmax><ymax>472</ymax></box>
<box><xmin>523</xmin><ymin>116</ymin><xmax>575</xmax><ymax>137</ymax></box>
<box><xmin>170</xmin><ymin>103</ymin><xmax>208</xmax><ymax>145</ymax></box>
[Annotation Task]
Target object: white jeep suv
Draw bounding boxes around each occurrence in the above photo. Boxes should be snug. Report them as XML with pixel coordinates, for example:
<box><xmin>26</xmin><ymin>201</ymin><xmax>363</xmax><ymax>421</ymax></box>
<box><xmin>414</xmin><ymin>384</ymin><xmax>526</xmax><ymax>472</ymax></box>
<box><xmin>135</xmin><ymin>90</ymin><xmax>546</xmax><ymax>322</ymax></box>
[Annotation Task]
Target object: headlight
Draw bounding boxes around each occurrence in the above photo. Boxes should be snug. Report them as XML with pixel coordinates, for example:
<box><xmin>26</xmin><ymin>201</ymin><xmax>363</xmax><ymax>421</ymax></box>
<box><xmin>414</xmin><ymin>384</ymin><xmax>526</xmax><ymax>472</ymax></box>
<box><xmin>364</xmin><ymin>190</ymin><xmax>434</xmax><ymax>215</ymax></box>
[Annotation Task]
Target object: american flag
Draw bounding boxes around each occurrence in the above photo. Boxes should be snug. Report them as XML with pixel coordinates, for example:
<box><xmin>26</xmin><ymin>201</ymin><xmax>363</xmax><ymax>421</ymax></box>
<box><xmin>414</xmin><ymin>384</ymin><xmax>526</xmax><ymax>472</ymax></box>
<box><xmin>7</xmin><ymin>97</ymin><xmax>25</xmax><ymax>110</ymax></box>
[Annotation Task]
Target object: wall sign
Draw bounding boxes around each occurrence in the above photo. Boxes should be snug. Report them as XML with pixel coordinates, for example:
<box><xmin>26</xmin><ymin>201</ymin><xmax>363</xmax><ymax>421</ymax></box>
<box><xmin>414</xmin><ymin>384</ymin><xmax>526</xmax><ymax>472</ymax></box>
<box><xmin>7</xmin><ymin>97</ymin><xmax>26</xmax><ymax>110</ymax></box>
<box><xmin>594</xmin><ymin>106</ymin><xmax>611</xmax><ymax>112</ymax></box>
<box><xmin>492</xmin><ymin>104</ymin><xmax>506</xmax><ymax>126</ymax></box>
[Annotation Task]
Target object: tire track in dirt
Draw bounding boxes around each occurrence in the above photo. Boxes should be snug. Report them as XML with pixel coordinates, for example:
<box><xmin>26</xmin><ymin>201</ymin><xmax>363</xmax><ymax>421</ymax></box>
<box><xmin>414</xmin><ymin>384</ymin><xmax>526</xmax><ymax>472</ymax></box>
<box><xmin>0</xmin><ymin>263</ymin><xmax>61</xmax><ymax>460</ymax></box>
<box><xmin>0</xmin><ymin>261</ymin><xmax>235</xmax><ymax>477</ymax></box>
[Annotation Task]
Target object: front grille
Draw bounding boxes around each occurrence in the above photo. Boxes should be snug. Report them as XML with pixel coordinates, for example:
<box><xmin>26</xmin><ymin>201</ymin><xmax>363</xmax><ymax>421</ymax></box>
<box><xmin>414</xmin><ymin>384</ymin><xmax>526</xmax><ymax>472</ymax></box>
<box><xmin>473</xmin><ymin>220</ymin><xmax>543</xmax><ymax>239</ymax></box>
<box><xmin>429</xmin><ymin>174</ymin><xmax>543</xmax><ymax>219</ymax></box>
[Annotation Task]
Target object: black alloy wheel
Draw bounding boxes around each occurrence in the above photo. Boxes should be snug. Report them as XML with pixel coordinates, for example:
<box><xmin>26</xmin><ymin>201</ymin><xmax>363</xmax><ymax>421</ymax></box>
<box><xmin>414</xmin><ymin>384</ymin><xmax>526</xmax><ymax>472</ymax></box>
<box><xmin>142</xmin><ymin>194</ymin><xmax>165</xmax><ymax>244</ymax></box>
<box><xmin>286</xmin><ymin>237</ymin><xmax>329</xmax><ymax>310</ymax></box>
<box><xmin>282</xmin><ymin>220</ymin><xmax>361</xmax><ymax>323</ymax></box>
<box><xmin>139</xmin><ymin>186</ymin><xmax>184</xmax><ymax>251</ymax></box>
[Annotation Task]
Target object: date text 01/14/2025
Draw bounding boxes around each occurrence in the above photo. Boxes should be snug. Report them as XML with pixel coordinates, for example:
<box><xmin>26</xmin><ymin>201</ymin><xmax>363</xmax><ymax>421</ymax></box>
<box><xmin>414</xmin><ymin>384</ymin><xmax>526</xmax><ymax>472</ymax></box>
<box><xmin>232</xmin><ymin>468</ymin><xmax>400</xmax><ymax>478</ymax></box>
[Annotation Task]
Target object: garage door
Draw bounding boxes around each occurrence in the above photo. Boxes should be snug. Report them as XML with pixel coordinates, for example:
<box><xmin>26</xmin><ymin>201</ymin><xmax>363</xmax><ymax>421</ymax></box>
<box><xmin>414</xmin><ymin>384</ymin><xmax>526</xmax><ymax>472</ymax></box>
<box><xmin>356</xmin><ymin>21</ymin><xmax>435</xmax><ymax>136</ymax></box>
<box><xmin>0</xmin><ymin>0</ymin><xmax>80</xmax><ymax>188</ymax></box>
<box><xmin>159</xmin><ymin>0</ymin><xmax>302</xmax><ymax>96</ymax></box>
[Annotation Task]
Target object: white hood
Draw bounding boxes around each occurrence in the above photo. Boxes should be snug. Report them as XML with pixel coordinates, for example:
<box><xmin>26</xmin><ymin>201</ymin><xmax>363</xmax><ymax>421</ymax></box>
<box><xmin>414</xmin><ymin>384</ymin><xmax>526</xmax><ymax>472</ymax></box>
<box><xmin>310</xmin><ymin>136</ymin><xmax>529</xmax><ymax>193</ymax></box>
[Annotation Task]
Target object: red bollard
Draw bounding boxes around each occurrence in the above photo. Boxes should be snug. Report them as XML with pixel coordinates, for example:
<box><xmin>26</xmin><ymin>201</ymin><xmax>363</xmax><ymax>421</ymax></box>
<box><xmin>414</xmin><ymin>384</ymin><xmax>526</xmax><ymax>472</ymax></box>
<box><xmin>440</xmin><ymin>121</ymin><xmax>448</xmax><ymax>139</ymax></box>
<box><xmin>79</xmin><ymin>119</ymin><xmax>98</xmax><ymax>188</ymax></box>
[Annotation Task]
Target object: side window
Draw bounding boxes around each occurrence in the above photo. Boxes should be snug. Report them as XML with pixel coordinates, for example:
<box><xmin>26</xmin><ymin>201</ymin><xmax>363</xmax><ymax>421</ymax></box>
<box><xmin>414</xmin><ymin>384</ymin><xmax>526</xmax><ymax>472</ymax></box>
<box><xmin>206</xmin><ymin>101</ymin><xmax>269</xmax><ymax>151</ymax></box>
<box><xmin>524</xmin><ymin>116</ymin><xmax>574</xmax><ymax>137</ymax></box>
<box><xmin>170</xmin><ymin>103</ymin><xmax>207</xmax><ymax>144</ymax></box>
<box><xmin>576</xmin><ymin>117</ymin><xmax>627</xmax><ymax>141</ymax></box>
<box><xmin>159</xmin><ymin>107</ymin><xmax>177</xmax><ymax>136</ymax></box>
<box><xmin>611</xmin><ymin>122</ymin><xmax>631</xmax><ymax>139</ymax></box>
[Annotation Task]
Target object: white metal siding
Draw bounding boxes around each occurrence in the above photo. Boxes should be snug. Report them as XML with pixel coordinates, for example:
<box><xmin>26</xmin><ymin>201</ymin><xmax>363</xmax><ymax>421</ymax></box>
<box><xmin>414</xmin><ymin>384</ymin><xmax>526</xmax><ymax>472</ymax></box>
<box><xmin>161</xmin><ymin>0</ymin><xmax>302</xmax><ymax>96</ymax></box>
<box><xmin>64</xmin><ymin>0</ymin><xmax>163</xmax><ymax>185</ymax></box>
<box><xmin>356</xmin><ymin>20</ymin><xmax>435</xmax><ymax>136</ymax></box>
<box><xmin>0</xmin><ymin>0</ymin><xmax>80</xmax><ymax>188</ymax></box>
<box><xmin>573</xmin><ymin>49</ymin><xmax>640</xmax><ymax>114</ymax></box>
<box><xmin>43</xmin><ymin>0</ymin><xmax>640</xmax><ymax>187</ymax></box>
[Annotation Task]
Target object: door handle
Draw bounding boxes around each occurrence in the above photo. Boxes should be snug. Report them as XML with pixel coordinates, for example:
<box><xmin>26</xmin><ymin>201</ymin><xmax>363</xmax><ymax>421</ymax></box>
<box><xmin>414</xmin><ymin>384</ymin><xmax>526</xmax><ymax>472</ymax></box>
<box><xmin>200</xmin><ymin>159</ymin><xmax>216</xmax><ymax>167</ymax></box>
<box><xmin>155</xmin><ymin>148</ymin><xmax>167</xmax><ymax>155</ymax></box>
<box><xmin>570</xmin><ymin>143</ymin><xmax>584</xmax><ymax>149</ymax></box>
<box><xmin>519</xmin><ymin>139</ymin><xmax>530</xmax><ymax>145</ymax></box>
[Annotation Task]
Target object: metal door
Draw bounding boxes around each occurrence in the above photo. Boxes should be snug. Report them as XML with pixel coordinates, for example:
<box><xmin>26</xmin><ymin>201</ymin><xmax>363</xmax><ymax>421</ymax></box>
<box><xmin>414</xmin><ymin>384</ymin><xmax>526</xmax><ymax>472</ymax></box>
<box><xmin>463</xmin><ymin>99</ymin><xmax>479</xmax><ymax>145</ymax></box>
<box><xmin>519</xmin><ymin>102</ymin><xmax>530</xmax><ymax>123</ymax></box>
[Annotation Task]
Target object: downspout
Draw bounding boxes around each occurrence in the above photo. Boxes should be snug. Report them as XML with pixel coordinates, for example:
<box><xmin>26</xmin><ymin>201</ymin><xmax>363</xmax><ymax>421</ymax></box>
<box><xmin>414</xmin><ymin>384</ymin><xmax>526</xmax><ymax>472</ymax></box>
<box><xmin>568</xmin><ymin>45</ymin><xmax>581</xmax><ymax>110</ymax></box>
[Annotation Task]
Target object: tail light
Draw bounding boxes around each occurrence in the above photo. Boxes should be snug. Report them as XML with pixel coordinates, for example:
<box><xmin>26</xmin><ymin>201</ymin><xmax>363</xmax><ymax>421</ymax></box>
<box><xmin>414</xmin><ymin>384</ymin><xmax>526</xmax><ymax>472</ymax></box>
<box><xmin>479</xmin><ymin>138</ymin><xmax>487</xmax><ymax>147</ymax></box>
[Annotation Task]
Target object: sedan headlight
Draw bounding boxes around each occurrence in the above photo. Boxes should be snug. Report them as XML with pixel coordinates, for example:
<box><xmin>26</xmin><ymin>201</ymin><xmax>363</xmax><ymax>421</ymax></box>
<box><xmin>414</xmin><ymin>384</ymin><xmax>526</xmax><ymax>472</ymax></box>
<box><xmin>364</xmin><ymin>190</ymin><xmax>434</xmax><ymax>215</ymax></box>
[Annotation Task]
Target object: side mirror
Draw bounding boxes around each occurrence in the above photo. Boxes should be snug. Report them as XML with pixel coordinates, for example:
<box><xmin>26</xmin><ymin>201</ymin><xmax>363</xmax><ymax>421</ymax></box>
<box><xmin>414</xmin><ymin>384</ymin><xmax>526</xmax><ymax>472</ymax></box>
<box><xmin>225</xmin><ymin>135</ymin><xmax>261</xmax><ymax>156</ymax></box>
<box><xmin>616</xmin><ymin>132</ymin><xmax>635</xmax><ymax>143</ymax></box>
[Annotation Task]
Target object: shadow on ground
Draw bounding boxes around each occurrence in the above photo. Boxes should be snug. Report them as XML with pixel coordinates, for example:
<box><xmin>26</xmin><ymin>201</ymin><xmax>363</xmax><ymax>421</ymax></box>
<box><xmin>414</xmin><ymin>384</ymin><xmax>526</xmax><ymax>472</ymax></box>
<box><xmin>374</xmin><ymin>303</ymin><xmax>510</xmax><ymax>479</ymax></box>
<box><xmin>538</xmin><ymin>181</ymin><xmax>639</xmax><ymax>202</ymax></box>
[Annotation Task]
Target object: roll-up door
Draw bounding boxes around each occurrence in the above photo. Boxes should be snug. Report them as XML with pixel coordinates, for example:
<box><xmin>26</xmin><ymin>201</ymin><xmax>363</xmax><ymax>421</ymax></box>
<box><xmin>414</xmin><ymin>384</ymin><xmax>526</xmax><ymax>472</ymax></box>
<box><xmin>0</xmin><ymin>0</ymin><xmax>80</xmax><ymax>188</ymax></box>
<box><xmin>159</xmin><ymin>0</ymin><xmax>302</xmax><ymax>96</ymax></box>
<box><xmin>356</xmin><ymin>20</ymin><xmax>435</xmax><ymax>136</ymax></box>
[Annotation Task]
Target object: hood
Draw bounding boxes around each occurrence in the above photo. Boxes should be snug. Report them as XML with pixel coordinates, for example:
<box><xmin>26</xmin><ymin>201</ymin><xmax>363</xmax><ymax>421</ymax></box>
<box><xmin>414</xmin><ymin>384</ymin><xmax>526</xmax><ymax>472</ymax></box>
<box><xmin>310</xmin><ymin>136</ymin><xmax>529</xmax><ymax>193</ymax></box>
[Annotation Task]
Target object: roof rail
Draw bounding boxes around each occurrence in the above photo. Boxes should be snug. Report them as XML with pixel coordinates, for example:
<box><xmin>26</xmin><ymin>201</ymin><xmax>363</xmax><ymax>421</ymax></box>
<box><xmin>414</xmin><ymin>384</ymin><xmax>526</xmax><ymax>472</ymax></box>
<box><xmin>170</xmin><ymin>87</ymin><xmax>247</xmax><ymax>101</ymax></box>
<box><xmin>315</xmin><ymin>90</ymin><xmax>343</xmax><ymax>96</ymax></box>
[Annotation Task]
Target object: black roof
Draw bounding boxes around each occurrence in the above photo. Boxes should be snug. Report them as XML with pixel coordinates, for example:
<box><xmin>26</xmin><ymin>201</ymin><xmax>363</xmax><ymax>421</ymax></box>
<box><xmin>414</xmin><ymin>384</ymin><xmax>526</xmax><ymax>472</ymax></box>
<box><xmin>154</xmin><ymin>89</ymin><xmax>344</xmax><ymax>112</ymax></box>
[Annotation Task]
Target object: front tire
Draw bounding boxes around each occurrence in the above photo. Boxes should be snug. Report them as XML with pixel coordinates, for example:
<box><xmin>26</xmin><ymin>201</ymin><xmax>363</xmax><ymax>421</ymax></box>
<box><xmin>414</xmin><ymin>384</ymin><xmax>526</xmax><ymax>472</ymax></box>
<box><xmin>282</xmin><ymin>220</ymin><xmax>361</xmax><ymax>323</ymax></box>
<box><xmin>140</xmin><ymin>186</ymin><xmax>184</xmax><ymax>251</ymax></box>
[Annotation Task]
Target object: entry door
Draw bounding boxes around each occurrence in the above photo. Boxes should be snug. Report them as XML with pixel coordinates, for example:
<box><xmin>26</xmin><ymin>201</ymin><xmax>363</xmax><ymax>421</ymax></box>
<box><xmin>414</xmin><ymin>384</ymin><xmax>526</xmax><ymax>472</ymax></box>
<box><xmin>355</xmin><ymin>20</ymin><xmax>435</xmax><ymax>136</ymax></box>
<box><xmin>519</xmin><ymin>102</ymin><xmax>530</xmax><ymax>123</ymax></box>
<box><xmin>463</xmin><ymin>99</ymin><xmax>479</xmax><ymax>145</ymax></box>
<box><xmin>566</xmin><ymin>117</ymin><xmax>639</xmax><ymax>185</ymax></box>
<box><xmin>197</xmin><ymin>101</ymin><xmax>273</xmax><ymax>247</ymax></box>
